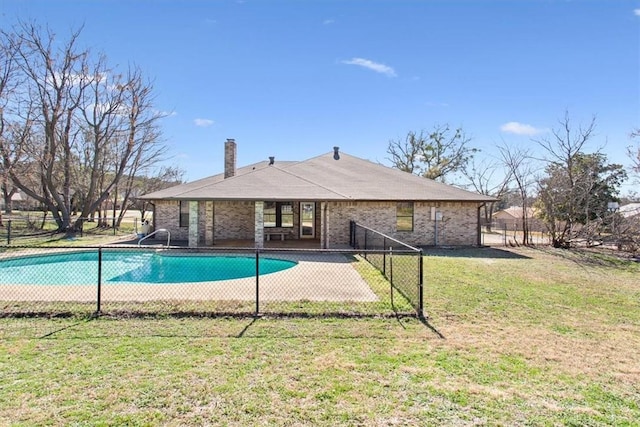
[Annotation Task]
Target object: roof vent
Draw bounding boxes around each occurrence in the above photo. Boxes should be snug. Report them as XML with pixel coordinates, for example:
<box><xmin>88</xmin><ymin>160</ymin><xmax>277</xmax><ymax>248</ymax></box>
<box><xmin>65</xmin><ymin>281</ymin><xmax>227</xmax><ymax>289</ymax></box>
<box><xmin>333</xmin><ymin>146</ymin><xmax>340</xmax><ymax>160</ymax></box>
<box><xmin>268</xmin><ymin>156</ymin><xmax>275</xmax><ymax>165</ymax></box>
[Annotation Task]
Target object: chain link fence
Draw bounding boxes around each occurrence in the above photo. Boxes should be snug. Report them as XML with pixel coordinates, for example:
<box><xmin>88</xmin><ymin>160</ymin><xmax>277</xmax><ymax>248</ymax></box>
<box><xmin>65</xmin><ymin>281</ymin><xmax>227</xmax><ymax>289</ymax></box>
<box><xmin>349</xmin><ymin>221</ymin><xmax>424</xmax><ymax>317</ymax></box>
<box><xmin>0</xmin><ymin>244</ymin><xmax>421</xmax><ymax>337</ymax></box>
<box><xmin>0</xmin><ymin>215</ymin><xmax>143</xmax><ymax>244</ymax></box>
<box><xmin>481</xmin><ymin>222</ymin><xmax>550</xmax><ymax>246</ymax></box>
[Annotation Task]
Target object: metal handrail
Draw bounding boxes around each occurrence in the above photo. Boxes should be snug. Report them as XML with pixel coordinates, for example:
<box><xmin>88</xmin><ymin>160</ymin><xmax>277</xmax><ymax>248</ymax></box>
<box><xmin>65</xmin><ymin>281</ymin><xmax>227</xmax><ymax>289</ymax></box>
<box><xmin>138</xmin><ymin>228</ymin><xmax>171</xmax><ymax>247</ymax></box>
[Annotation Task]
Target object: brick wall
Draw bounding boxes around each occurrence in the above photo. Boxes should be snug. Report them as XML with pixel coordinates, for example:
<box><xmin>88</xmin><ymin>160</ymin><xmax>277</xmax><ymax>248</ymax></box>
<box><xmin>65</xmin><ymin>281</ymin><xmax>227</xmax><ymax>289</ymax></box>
<box><xmin>154</xmin><ymin>200</ymin><xmax>188</xmax><ymax>241</ymax></box>
<box><xmin>213</xmin><ymin>201</ymin><xmax>254</xmax><ymax>241</ymax></box>
<box><xmin>154</xmin><ymin>200</ymin><xmax>255</xmax><ymax>243</ymax></box>
<box><xmin>325</xmin><ymin>201</ymin><xmax>480</xmax><ymax>247</ymax></box>
<box><xmin>155</xmin><ymin>199</ymin><xmax>480</xmax><ymax>247</ymax></box>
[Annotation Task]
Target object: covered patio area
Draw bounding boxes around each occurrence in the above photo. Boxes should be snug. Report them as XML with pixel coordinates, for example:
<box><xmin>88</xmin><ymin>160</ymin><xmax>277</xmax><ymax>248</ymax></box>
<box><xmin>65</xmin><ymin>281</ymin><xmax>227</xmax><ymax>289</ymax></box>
<box><xmin>126</xmin><ymin>236</ymin><xmax>325</xmax><ymax>249</ymax></box>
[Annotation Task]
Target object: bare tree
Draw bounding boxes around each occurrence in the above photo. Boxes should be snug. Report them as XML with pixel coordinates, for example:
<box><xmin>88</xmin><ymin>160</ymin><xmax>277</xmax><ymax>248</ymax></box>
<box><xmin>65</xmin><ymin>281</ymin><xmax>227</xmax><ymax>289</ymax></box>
<box><xmin>387</xmin><ymin>124</ymin><xmax>477</xmax><ymax>183</ymax></box>
<box><xmin>0</xmin><ymin>121</ymin><xmax>33</xmax><ymax>215</ymax></box>
<box><xmin>3</xmin><ymin>23</ymin><xmax>89</xmax><ymax>230</ymax></box>
<box><xmin>1</xmin><ymin>22</ymin><xmax>169</xmax><ymax>232</ymax></box>
<box><xmin>534</xmin><ymin>112</ymin><xmax>626</xmax><ymax>248</ymax></box>
<box><xmin>534</xmin><ymin>112</ymin><xmax>595</xmax><ymax>247</ymax></box>
<box><xmin>461</xmin><ymin>156</ymin><xmax>511</xmax><ymax>231</ymax></box>
<box><xmin>109</xmin><ymin>76</ymin><xmax>171</xmax><ymax>227</ymax></box>
<box><xmin>498</xmin><ymin>144</ymin><xmax>536</xmax><ymax>245</ymax></box>
<box><xmin>385</xmin><ymin>130</ymin><xmax>423</xmax><ymax>174</ymax></box>
<box><xmin>628</xmin><ymin>128</ymin><xmax>640</xmax><ymax>182</ymax></box>
<box><xmin>129</xmin><ymin>166</ymin><xmax>184</xmax><ymax>222</ymax></box>
<box><xmin>0</xmin><ymin>29</ymin><xmax>24</xmax><ymax>220</ymax></box>
<box><xmin>75</xmin><ymin>63</ymin><xmax>167</xmax><ymax>230</ymax></box>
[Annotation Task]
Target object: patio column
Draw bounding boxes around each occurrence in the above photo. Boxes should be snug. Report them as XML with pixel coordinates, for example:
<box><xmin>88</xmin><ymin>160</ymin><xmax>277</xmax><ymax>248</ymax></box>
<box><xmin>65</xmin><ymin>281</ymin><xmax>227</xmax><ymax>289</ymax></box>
<box><xmin>320</xmin><ymin>201</ymin><xmax>327</xmax><ymax>249</ymax></box>
<box><xmin>254</xmin><ymin>201</ymin><xmax>264</xmax><ymax>248</ymax></box>
<box><xmin>205</xmin><ymin>201</ymin><xmax>214</xmax><ymax>246</ymax></box>
<box><xmin>188</xmin><ymin>200</ymin><xmax>198</xmax><ymax>247</ymax></box>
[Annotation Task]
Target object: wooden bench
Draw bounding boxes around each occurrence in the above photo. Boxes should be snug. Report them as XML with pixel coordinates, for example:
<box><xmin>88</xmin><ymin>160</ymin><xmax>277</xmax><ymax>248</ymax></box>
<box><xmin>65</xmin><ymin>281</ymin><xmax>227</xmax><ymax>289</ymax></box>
<box><xmin>265</xmin><ymin>232</ymin><xmax>287</xmax><ymax>241</ymax></box>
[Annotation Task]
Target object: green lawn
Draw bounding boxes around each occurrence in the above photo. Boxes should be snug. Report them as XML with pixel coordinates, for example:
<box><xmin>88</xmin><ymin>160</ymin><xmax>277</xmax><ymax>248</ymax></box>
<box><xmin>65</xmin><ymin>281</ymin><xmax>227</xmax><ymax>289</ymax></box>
<box><xmin>1</xmin><ymin>246</ymin><xmax>639</xmax><ymax>426</ymax></box>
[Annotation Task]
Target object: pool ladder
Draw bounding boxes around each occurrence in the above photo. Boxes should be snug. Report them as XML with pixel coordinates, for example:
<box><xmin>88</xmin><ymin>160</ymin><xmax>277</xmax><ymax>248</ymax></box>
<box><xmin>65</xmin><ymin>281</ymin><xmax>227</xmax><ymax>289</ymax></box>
<box><xmin>138</xmin><ymin>229</ymin><xmax>171</xmax><ymax>247</ymax></box>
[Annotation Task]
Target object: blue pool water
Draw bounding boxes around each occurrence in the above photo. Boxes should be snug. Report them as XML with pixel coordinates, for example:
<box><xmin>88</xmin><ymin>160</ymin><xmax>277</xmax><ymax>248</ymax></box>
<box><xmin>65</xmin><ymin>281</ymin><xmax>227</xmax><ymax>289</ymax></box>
<box><xmin>0</xmin><ymin>251</ymin><xmax>297</xmax><ymax>285</ymax></box>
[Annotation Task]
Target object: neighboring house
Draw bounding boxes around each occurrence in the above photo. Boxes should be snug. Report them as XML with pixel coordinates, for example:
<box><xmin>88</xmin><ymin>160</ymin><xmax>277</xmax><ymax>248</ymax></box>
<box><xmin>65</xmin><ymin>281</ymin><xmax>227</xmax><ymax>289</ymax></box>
<box><xmin>0</xmin><ymin>192</ymin><xmax>25</xmax><ymax>211</ymax></box>
<box><xmin>492</xmin><ymin>206</ymin><xmax>545</xmax><ymax>232</ymax></box>
<box><xmin>619</xmin><ymin>203</ymin><xmax>640</xmax><ymax>219</ymax></box>
<box><xmin>140</xmin><ymin>139</ymin><xmax>495</xmax><ymax>248</ymax></box>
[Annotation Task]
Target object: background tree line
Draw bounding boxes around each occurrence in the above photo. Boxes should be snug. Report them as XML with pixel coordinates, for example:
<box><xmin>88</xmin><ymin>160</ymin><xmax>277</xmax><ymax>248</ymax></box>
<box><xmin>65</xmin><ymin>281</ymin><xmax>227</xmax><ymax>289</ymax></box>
<box><xmin>387</xmin><ymin>112</ymin><xmax>637</xmax><ymax>250</ymax></box>
<box><xmin>0</xmin><ymin>22</ymin><xmax>182</xmax><ymax>233</ymax></box>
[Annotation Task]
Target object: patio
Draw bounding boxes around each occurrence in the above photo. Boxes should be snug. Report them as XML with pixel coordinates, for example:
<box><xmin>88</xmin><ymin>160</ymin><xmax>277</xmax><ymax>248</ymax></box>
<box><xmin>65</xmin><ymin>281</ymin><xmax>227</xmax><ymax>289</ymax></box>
<box><xmin>120</xmin><ymin>236</ymin><xmax>327</xmax><ymax>249</ymax></box>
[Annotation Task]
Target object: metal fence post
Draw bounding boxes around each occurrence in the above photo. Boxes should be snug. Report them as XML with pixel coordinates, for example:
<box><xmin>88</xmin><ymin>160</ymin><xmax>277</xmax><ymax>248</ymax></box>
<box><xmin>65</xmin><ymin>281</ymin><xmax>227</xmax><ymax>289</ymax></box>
<box><xmin>418</xmin><ymin>249</ymin><xmax>424</xmax><ymax>318</ymax></box>
<box><xmin>389</xmin><ymin>246</ymin><xmax>393</xmax><ymax>287</ymax></box>
<box><xmin>7</xmin><ymin>220</ymin><xmax>11</xmax><ymax>245</ymax></box>
<box><xmin>349</xmin><ymin>220</ymin><xmax>354</xmax><ymax>247</ymax></box>
<box><xmin>503</xmin><ymin>223</ymin><xmax>507</xmax><ymax>246</ymax></box>
<box><xmin>96</xmin><ymin>247</ymin><xmax>102</xmax><ymax>314</ymax></box>
<box><xmin>382</xmin><ymin>237</ymin><xmax>387</xmax><ymax>276</ymax></box>
<box><xmin>389</xmin><ymin>246</ymin><xmax>394</xmax><ymax>307</ymax></box>
<box><xmin>255</xmin><ymin>248</ymin><xmax>260</xmax><ymax>315</ymax></box>
<box><xmin>363</xmin><ymin>230</ymin><xmax>368</xmax><ymax>259</ymax></box>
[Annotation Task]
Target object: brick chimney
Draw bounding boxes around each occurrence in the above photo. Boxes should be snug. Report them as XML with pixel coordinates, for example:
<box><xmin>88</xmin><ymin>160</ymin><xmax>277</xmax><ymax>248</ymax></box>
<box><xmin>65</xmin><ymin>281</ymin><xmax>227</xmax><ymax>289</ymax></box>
<box><xmin>224</xmin><ymin>138</ymin><xmax>236</xmax><ymax>178</ymax></box>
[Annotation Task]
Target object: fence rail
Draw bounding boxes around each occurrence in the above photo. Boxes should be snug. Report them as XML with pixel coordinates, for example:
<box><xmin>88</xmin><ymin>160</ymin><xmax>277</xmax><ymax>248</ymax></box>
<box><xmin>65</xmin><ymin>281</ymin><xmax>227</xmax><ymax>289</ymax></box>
<box><xmin>0</xmin><ymin>216</ymin><xmax>147</xmax><ymax>245</ymax></box>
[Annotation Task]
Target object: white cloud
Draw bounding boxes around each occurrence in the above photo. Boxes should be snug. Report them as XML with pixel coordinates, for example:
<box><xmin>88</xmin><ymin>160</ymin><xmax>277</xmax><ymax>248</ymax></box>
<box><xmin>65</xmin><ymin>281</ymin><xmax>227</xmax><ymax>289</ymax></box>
<box><xmin>425</xmin><ymin>101</ymin><xmax>450</xmax><ymax>107</ymax></box>
<box><xmin>323</xmin><ymin>19</ymin><xmax>335</xmax><ymax>25</ymax></box>
<box><xmin>634</xmin><ymin>8</ymin><xmax>640</xmax><ymax>16</ymax></box>
<box><xmin>500</xmin><ymin>121</ymin><xmax>546</xmax><ymax>136</ymax></box>
<box><xmin>194</xmin><ymin>118</ymin><xmax>214</xmax><ymax>127</ymax></box>
<box><xmin>341</xmin><ymin>57</ymin><xmax>397</xmax><ymax>77</ymax></box>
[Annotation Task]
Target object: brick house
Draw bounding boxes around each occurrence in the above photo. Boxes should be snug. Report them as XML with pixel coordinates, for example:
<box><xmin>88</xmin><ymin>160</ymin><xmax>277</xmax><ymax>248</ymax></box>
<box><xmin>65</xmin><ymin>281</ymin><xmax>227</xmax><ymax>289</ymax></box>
<box><xmin>492</xmin><ymin>206</ymin><xmax>545</xmax><ymax>232</ymax></box>
<box><xmin>139</xmin><ymin>139</ymin><xmax>494</xmax><ymax>248</ymax></box>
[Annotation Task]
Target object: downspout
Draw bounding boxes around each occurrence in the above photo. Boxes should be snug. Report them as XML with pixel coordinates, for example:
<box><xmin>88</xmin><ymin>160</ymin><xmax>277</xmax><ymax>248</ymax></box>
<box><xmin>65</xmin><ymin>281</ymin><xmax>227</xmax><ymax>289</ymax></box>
<box><xmin>149</xmin><ymin>202</ymin><xmax>156</xmax><ymax>234</ymax></box>
<box><xmin>434</xmin><ymin>215</ymin><xmax>438</xmax><ymax>246</ymax></box>
<box><xmin>477</xmin><ymin>203</ymin><xmax>485</xmax><ymax>246</ymax></box>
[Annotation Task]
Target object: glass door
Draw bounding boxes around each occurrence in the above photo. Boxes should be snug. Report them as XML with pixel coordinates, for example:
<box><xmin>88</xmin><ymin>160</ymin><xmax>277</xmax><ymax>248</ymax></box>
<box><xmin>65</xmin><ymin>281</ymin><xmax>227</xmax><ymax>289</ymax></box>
<box><xmin>300</xmin><ymin>202</ymin><xmax>315</xmax><ymax>238</ymax></box>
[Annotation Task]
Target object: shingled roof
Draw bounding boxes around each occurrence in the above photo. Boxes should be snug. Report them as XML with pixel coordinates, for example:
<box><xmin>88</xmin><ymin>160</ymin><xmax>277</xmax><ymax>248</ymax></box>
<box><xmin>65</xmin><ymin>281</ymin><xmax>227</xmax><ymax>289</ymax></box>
<box><xmin>140</xmin><ymin>150</ymin><xmax>494</xmax><ymax>202</ymax></box>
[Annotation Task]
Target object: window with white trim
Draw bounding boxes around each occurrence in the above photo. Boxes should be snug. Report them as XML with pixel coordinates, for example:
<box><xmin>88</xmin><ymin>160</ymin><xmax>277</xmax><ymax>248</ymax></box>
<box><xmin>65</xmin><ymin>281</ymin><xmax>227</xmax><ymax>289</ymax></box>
<box><xmin>396</xmin><ymin>202</ymin><xmax>414</xmax><ymax>231</ymax></box>
<box><xmin>264</xmin><ymin>201</ymin><xmax>293</xmax><ymax>228</ymax></box>
<box><xmin>179</xmin><ymin>201</ymin><xmax>189</xmax><ymax>227</ymax></box>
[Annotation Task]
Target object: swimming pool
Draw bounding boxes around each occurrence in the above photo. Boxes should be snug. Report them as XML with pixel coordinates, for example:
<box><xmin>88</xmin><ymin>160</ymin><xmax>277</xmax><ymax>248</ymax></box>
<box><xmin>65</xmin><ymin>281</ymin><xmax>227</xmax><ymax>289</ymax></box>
<box><xmin>0</xmin><ymin>251</ymin><xmax>298</xmax><ymax>285</ymax></box>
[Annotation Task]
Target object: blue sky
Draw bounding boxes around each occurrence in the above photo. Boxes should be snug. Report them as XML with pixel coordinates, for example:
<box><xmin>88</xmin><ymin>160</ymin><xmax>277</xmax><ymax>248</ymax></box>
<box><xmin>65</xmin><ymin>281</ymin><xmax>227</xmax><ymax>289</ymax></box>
<box><xmin>1</xmin><ymin>0</ymin><xmax>639</xmax><ymax>189</ymax></box>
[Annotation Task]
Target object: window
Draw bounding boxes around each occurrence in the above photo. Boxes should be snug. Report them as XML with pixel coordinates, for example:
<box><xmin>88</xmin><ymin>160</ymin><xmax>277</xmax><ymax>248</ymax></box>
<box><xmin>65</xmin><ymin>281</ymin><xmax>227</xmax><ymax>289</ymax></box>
<box><xmin>264</xmin><ymin>202</ymin><xmax>277</xmax><ymax>227</ymax></box>
<box><xmin>264</xmin><ymin>201</ymin><xmax>294</xmax><ymax>228</ymax></box>
<box><xmin>396</xmin><ymin>202</ymin><xmax>414</xmax><ymax>232</ymax></box>
<box><xmin>280</xmin><ymin>202</ymin><xmax>294</xmax><ymax>227</ymax></box>
<box><xmin>179</xmin><ymin>201</ymin><xmax>189</xmax><ymax>227</ymax></box>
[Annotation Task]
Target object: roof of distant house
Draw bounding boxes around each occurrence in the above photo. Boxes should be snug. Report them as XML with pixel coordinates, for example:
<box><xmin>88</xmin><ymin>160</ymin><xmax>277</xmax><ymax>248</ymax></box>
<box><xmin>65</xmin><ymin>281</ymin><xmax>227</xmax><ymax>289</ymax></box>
<box><xmin>492</xmin><ymin>206</ymin><xmax>536</xmax><ymax>219</ymax></box>
<box><xmin>620</xmin><ymin>203</ymin><xmax>640</xmax><ymax>218</ymax></box>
